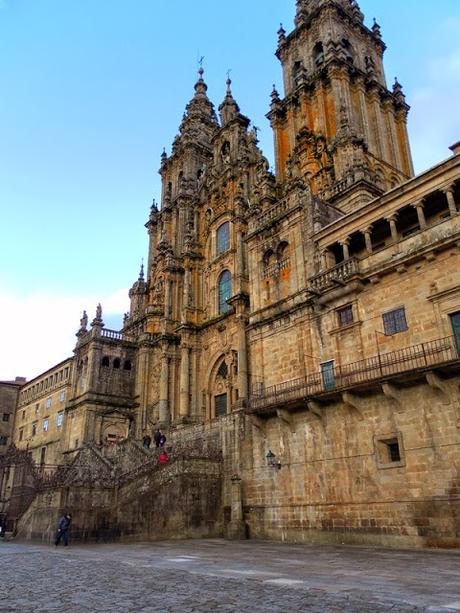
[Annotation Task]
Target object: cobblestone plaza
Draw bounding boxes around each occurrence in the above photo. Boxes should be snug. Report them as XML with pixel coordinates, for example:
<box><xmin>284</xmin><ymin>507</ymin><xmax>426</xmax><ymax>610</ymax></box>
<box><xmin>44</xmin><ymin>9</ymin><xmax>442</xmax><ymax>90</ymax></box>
<box><xmin>1</xmin><ymin>539</ymin><xmax>460</xmax><ymax>612</ymax></box>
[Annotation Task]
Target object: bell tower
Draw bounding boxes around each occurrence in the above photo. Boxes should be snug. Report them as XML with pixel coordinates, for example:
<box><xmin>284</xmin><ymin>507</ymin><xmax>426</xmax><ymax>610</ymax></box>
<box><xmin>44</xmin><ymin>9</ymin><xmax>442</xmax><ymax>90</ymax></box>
<box><xmin>268</xmin><ymin>0</ymin><xmax>414</xmax><ymax>212</ymax></box>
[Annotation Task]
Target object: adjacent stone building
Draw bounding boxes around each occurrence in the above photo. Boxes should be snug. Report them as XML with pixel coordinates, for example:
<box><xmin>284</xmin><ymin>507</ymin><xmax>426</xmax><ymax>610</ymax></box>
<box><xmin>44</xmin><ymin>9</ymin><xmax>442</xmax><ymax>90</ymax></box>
<box><xmin>14</xmin><ymin>359</ymin><xmax>72</xmax><ymax>466</ymax></box>
<box><xmin>0</xmin><ymin>378</ymin><xmax>24</xmax><ymax>454</ymax></box>
<box><xmin>4</xmin><ymin>0</ymin><xmax>460</xmax><ymax>547</ymax></box>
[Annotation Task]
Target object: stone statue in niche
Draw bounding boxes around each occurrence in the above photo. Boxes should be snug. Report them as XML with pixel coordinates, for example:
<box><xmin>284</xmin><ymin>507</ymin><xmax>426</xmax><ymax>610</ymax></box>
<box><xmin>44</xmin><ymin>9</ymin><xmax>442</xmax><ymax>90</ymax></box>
<box><xmin>221</xmin><ymin>141</ymin><xmax>231</xmax><ymax>166</ymax></box>
<box><xmin>154</xmin><ymin>278</ymin><xmax>164</xmax><ymax>304</ymax></box>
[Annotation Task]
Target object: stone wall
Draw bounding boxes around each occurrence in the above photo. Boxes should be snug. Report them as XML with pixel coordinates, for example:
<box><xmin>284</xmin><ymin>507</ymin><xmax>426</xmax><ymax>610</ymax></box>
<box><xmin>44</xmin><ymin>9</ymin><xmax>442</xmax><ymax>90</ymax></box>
<box><xmin>15</xmin><ymin>457</ymin><xmax>223</xmax><ymax>543</ymax></box>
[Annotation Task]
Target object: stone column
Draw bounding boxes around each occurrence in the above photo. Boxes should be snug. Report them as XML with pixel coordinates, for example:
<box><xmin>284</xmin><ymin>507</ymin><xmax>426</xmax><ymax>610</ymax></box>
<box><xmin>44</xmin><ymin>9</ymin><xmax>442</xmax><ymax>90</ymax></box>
<box><xmin>444</xmin><ymin>186</ymin><xmax>458</xmax><ymax>217</ymax></box>
<box><xmin>237</xmin><ymin>319</ymin><xmax>248</xmax><ymax>405</ymax></box>
<box><xmin>341</xmin><ymin>238</ymin><xmax>350</xmax><ymax>261</ymax></box>
<box><xmin>237</xmin><ymin>230</ymin><xmax>245</xmax><ymax>278</ymax></box>
<box><xmin>182</xmin><ymin>268</ymin><xmax>191</xmax><ymax>323</ymax></box>
<box><xmin>159</xmin><ymin>352</ymin><xmax>169</xmax><ymax>424</ymax></box>
<box><xmin>386</xmin><ymin>214</ymin><xmax>399</xmax><ymax>243</ymax></box>
<box><xmin>227</xmin><ymin>475</ymin><xmax>247</xmax><ymax>540</ymax></box>
<box><xmin>179</xmin><ymin>345</ymin><xmax>190</xmax><ymax>419</ymax></box>
<box><xmin>413</xmin><ymin>200</ymin><xmax>426</xmax><ymax>230</ymax></box>
<box><xmin>363</xmin><ymin>227</ymin><xmax>373</xmax><ymax>255</ymax></box>
<box><xmin>164</xmin><ymin>278</ymin><xmax>172</xmax><ymax>320</ymax></box>
<box><xmin>136</xmin><ymin>343</ymin><xmax>150</xmax><ymax>437</ymax></box>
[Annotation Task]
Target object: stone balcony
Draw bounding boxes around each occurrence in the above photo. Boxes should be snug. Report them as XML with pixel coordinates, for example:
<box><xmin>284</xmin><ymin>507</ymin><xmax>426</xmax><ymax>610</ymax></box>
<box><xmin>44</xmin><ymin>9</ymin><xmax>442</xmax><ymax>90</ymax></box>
<box><xmin>309</xmin><ymin>257</ymin><xmax>361</xmax><ymax>293</ymax></box>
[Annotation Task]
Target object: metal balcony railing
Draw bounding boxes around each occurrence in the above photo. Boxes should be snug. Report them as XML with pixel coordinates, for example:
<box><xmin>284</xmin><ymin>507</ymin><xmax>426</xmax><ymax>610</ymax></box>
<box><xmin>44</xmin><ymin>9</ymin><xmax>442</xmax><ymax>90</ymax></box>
<box><xmin>249</xmin><ymin>335</ymin><xmax>460</xmax><ymax>412</ymax></box>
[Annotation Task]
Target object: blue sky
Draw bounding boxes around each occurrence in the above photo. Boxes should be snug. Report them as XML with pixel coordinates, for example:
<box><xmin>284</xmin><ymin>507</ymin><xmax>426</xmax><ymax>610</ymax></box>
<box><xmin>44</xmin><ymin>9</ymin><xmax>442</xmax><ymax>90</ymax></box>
<box><xmin>1</xmin><ymin>0</ymin><xmax>460</xmax><ymax>380</ymax></box>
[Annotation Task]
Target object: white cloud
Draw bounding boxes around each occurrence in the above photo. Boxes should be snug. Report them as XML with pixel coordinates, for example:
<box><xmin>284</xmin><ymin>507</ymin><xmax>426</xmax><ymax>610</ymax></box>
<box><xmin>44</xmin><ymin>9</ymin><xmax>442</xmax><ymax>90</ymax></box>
<box><xmin>0</xmin><ymin>288</ymin><xmax>129</xmax><ymax>382</ymax></box>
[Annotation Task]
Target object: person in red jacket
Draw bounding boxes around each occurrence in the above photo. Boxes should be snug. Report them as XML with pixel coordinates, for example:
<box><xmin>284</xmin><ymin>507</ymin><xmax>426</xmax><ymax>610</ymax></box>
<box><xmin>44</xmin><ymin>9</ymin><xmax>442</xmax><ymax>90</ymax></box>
<box><xmin>159</xmin><ymin>450</ymin><xmax>169</xmax><ymax>465</ymax></box>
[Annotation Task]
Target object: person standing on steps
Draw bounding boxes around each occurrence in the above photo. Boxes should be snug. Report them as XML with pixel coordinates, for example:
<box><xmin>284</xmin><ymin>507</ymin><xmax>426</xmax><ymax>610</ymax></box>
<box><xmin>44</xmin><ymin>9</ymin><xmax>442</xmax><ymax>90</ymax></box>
<box><xmin>55</xmin><ymin>512</ymin><xmax>72</xmax><ymax>547</ymax></box>
<box><xmin>154</xmin><ymin>429</ymin><xmax>162</xmax><ymax>448</ymax></box>
<box><xmin>142</xmin><ymin>433</ymin><xmax>152</xmax><ymax>449</ymax></box>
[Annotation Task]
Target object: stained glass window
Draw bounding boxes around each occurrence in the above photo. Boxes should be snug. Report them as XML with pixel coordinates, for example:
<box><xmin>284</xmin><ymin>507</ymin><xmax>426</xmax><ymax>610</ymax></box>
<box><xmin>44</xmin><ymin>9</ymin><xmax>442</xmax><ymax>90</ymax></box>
<box><xmin>216</xmin><ymin>222</ymin><xmax>230</xmax><ymax>255</ymax></box>
<box><xmin>218</xmin><ymin>270</ymin><xmax>232</xmax><ymax>314</ymax></box>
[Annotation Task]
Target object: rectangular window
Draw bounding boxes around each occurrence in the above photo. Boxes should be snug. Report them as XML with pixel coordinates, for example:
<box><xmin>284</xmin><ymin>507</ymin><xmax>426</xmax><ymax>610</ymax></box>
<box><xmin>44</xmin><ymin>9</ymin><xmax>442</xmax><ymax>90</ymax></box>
<box><xmin>32</xmin><ymin>422</ymin><xmax>37</xmax><ymax>437</ymax></box>
<box><xmin>45</xmin><ymin>397</ymin><xmax>52</xmax><ymax>409</ymax></box>
<box><xmin>59</xmin><ymin>390</ymin><xmax>66</xmax><ymax>402</ymax></box>
<box><xmin>19</xmin><ymin>429</ymin><xmax>24</xmax><ymax>442</ymax></box>
<box><xmin>22</xmin><ymin>410</ymin><xmax>26</xmax><ymax>421</ymax></box>
<box><xmin>56</xmin><ymin>412</ymin><xmax>64</xmax><ymax>427</ymax></box>
<box><xmin>375</xmin><ymin>434</ymin><xmax>405</xmax><ymax>469</ymax></box>
<box><xmin>35</xmin><ymin>403</ymin><xmax>40</xmax><ymax>415</ymax></box>
<box><xmin>0</xmin><ymin>436</ymin><xmax>8</xmax><ymax>446</ymax></box>
<box><xmin>2</xmin><ymin>413</ymin><xmax>10</xmax><ymax>422</ymax></box>
<box><xmin>337</xmin><ymin>304</ymin><xmax>354</xmax><ymax>327</ymax></box>
<box><xmin>43</xmin><ymin>418</ymin><xmax>49</xmax><ymax>432</ymax></box>
<box><xmin>215</xmin><ymin>393</ymin><xmax>228</xmax><ymax>418</ymax></box>
<box><xmin>383</xmin><ymin>307</ymin><xmax>408</xmax><ymax>336</ymax></box>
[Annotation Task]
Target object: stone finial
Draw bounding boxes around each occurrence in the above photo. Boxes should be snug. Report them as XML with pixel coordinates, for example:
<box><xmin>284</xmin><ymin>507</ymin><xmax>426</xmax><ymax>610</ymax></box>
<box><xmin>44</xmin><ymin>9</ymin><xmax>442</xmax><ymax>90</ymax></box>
<box><xmin>372</xmin><ymin>18</ymin><xmax>382</xmax><ymax>39</ymax></box>
<box><xmin>139</xmin><ymin>260</ymin><xmax>145</xmax><ymax>282</ymax></box>
<box><xmin>393</xmin><ymin>77</ymin><xmax>406</xmax><ymax>103</ymax></box>
<box><xmin>271</xmin><ymin>84</ymin><xmax>281</xmax><ymax>108</ymax></box>
<box><xmin>278</xmin><ymin>23</ymin><xmax>286</xmax><ymax>44</ymax></box>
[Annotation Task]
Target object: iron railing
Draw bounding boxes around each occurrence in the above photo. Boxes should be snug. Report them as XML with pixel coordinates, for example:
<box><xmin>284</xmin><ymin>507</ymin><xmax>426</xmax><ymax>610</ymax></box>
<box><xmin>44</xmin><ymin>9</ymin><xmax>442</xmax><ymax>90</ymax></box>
<box><xmin>249</xmin><ymin>335</ymin><xmax>459</xmax><ymax>412</ymax></box>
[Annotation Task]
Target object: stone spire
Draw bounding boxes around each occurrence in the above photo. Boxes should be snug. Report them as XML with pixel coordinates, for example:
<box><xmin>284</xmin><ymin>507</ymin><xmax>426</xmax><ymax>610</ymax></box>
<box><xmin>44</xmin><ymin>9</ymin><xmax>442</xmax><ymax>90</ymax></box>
<box><xmin>174</xmin><ymin>66</ymin><xmax>219</xmax><ymax>151</ymax></box>
<box><xmin>218</xmin><ymin>76</ymin><xmax>240</xmax><ymax>126</ymax></box>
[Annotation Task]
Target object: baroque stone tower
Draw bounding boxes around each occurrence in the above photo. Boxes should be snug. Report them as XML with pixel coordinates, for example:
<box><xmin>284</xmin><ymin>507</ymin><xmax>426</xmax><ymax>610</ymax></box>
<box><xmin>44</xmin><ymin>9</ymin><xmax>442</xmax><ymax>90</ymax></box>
<box><xmin>269</xmin><ymin>0</ymin><xmax>414</xmax><ymax>212</ymax></box>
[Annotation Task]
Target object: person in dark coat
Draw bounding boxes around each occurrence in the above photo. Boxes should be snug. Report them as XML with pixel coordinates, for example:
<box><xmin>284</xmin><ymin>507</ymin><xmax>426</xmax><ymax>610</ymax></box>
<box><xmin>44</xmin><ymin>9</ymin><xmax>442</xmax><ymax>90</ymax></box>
<box><xmin>55</xmin><ymin>512</ymin><xmax>72</xmax><ymax>546</ymax></box>
<box><xmin>142</xmin><ymin>433</ymin><xmax>152</xmax><ymax>449</ymax></box>
<box><xmin>154</xmin><ymin>429</ymin><xmax>162</xmax><ymax>448</ymax></box>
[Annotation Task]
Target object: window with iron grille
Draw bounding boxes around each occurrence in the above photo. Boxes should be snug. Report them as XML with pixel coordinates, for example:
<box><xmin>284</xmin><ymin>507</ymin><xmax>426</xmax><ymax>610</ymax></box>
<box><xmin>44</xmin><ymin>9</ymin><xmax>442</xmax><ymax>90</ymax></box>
<box><xmin>337</xmin><ymin>304</ymin><xmax>354</xmax><ymax>327</ymax></box>
<box><xmin>0</xmin><ymin>436</ymin><xmax>8</xmax><ymax>446</ymax></box>
<box><xmin>383</xmin><ymin>307</ymin><xmax>408</xmax><ymax>336</ymax></box>
<box><xmin>215</xmin><ymin>393</ymin><xmax>227</xmax><ymax>418</ymax></box>
<box><xmin>2</xmin><ymin>413</ymin><xmax>10</xmax><ymax>422</ymax></box>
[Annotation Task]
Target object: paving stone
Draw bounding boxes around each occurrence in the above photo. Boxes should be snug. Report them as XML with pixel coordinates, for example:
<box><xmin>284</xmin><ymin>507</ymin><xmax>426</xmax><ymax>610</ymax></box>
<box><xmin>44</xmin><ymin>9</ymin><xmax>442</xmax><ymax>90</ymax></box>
<box><xmin>1</xmin><ymin>539</ymin><xmax>460</xmax><ymax>612</ymax></box>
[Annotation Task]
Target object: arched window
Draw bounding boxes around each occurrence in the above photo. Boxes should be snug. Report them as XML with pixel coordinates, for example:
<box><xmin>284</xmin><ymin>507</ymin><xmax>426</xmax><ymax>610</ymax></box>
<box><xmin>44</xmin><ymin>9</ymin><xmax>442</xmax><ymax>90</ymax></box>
<box><xmin>313</xmin><ymin>42</ymin><xmax>324</xmax><ymax>66</ymax></box>
<box><xmin>216</xmin><ymin>221</ymin><xmax>230</xmax><ymax>255</ymax></box>
<box><xmin>123</xmin><ymin>360</ymin><xmax>132</xmax><ymax>371</ymax></box>
<box><xmin>101</xmin><ymin>356</ymin><xmax>110</xmax><ymax>367</ymax></box>
<box><xmin>113</xmin><ymin>358</ymin><xmax>121</xmax><ymax>369</ymax></box>
<box><xmin>218</xmin><ymin>270</ymin><xmax>232</xmax><ymax>315</ymax></box>
<box><xmin>217</xmin><ymin>361</ymin><xmax>228</xmax><ymax>379</ymax></box>
<box><xmin>341</xmin><ymin>39</ymin><xmax>354</xmax><ymax>64</ymax></box>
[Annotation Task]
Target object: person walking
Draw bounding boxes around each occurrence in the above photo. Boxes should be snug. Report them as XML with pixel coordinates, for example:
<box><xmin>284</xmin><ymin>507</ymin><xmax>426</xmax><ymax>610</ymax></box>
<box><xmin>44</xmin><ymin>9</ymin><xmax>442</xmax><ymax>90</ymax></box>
<box><xmin>55</xmin><ymin>512</ymin><xmax>72</xmax><ymax>547</ymax></box>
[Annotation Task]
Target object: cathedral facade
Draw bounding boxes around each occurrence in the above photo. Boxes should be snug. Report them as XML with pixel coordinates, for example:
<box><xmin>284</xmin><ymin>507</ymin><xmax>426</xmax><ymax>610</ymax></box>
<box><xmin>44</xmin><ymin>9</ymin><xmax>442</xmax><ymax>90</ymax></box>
<box><xmin>8</xmin><ymin>0</ymin><xmax>460</xmax><ymax>547</ymax></box>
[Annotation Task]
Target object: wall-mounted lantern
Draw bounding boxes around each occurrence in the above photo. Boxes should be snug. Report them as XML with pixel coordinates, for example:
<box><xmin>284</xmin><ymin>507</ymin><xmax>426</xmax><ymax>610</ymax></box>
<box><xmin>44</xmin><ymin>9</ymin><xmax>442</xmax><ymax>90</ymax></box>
<box><xmin>266</xmin><ymin>450</ymin><xmax>281</xmax><ymax>470</ymax></box>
